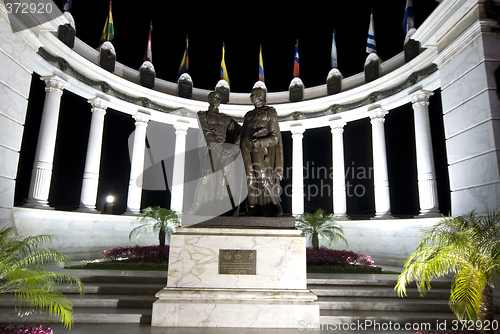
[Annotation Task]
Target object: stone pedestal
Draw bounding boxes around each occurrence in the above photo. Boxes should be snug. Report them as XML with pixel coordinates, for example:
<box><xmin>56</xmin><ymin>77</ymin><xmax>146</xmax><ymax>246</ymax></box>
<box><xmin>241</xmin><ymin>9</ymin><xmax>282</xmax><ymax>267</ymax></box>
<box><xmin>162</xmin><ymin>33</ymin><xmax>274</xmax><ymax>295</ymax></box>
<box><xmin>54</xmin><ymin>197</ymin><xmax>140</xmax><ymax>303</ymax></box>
<box><xmin>404</xmin><ymin>39</ymin><xmax>421</xmax><ymax>63</ymax></box>
<box><xmin>151</xmin><ymin>218</ymin><xmax>319</xmax><ymax>328</ymax></box>
<box><xmin>57</xmin><ymin>23</ymin><xmax>75</xmax><ymax>48</ymax></box>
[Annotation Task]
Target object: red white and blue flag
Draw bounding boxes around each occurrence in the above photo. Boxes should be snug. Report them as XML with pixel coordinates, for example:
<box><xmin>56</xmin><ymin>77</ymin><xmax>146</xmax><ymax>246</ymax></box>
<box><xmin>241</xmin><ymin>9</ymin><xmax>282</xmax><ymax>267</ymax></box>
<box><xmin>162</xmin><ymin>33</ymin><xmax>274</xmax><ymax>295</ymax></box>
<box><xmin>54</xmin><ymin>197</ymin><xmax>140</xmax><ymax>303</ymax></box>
<box><xmin>62</xmin><ymin>0</ymin><xmax>72</xmax><ymax>12</ymax></box>
<box><xmin>293</xmin><ymin>40</ymin><xmax>300</xmax><ymax>78</ymax></box>
<box><xmin>143</xmin><ymin>21</ymin><xmax>153</xmax><ymax>63</ymax></box>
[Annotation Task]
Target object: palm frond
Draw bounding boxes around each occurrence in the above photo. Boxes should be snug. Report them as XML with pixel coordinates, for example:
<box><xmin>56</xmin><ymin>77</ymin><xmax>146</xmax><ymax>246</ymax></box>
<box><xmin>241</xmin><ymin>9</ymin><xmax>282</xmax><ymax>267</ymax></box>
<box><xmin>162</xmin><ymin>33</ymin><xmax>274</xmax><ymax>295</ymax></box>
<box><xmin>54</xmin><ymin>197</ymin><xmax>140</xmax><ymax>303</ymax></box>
<box><xmin>14</xmin><ymin>289</ymin><xmax>74</xmax><ymax>329</ymax></box>
<box><xmin>450</xmin><ymin>265</ymin><xmax>486</xmax><ymax>320</ymax></box>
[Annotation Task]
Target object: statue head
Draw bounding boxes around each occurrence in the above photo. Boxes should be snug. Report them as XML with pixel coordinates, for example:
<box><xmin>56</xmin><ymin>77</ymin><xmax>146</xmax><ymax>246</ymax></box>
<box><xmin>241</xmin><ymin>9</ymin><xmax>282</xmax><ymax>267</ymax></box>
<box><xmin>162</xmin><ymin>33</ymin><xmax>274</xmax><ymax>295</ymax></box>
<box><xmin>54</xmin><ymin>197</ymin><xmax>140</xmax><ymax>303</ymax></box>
<box><xmin>250</xmin><ymin>87</ymin><xmax>266</xmax><ymax>108</ymax></box>
<box><xmin>207</xmin><ymin>91</ymin><xmax>222</xmax><ymax>111</ymax></box>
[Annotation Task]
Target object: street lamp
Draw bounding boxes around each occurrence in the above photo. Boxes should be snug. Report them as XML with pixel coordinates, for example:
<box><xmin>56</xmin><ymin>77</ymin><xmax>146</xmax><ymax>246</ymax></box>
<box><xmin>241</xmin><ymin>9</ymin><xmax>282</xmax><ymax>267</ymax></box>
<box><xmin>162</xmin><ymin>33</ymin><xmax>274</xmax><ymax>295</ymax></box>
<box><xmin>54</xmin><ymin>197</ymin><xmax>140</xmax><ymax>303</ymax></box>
<box><xmin>105</xmin><ymin>195</ymin><xmax>114</xmax><ymax>214</ymax></box>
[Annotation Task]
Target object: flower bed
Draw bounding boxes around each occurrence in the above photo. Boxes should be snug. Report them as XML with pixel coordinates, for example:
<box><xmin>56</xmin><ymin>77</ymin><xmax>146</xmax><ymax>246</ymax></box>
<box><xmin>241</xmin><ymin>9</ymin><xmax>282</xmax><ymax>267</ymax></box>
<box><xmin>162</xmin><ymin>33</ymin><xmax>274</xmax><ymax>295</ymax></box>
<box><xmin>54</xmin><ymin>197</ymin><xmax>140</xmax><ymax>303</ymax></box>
<box><xmin>101</xmin><ymin>245</ymin><xmax>169</xmax><ymax>263</ymax></box>
<box><xmin>306</xmin><ymin>247</ymin><xmax>374</xmax><ymax>266</ymax></box>
<box><xmin>0</xmin><ymin>324</ymin><xmax>53</xmax><ymax>334</ymax></box>
<box><xmin>306</xmin><ymin>247</ymin><xmax>379</xmax><ymax>273</ymax></box>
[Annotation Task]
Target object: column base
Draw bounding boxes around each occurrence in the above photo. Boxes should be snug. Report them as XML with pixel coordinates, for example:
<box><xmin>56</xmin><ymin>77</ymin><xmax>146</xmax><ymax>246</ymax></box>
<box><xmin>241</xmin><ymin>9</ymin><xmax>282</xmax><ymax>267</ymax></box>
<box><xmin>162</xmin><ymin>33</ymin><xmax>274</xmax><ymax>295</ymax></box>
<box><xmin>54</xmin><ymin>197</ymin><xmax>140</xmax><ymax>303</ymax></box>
<box><xmin>372</xmin><ymin>212</ymin><xmax>393</xmax><ymax>219</ymax></box>
<box><xmin>22</xmin><ymin>199</ymin><xmax>54</xmax><ymax>210</ymax></box>
<box><xmin>334</xmin><ymin>213</ymin><xmax>349</xmax><ymax>220</ymax></box>
<box><xmin>415</xmin><ymin>208</ymin><xmax>441</xmax><ymax>218</ymax></box>
<box><xmin>76</xmin><ymin>206</ymin><xmax>100</xmax><ymax>213</ymax></box>
<box><xmin>123</xmin><ymin>208</ymin><xmax>140</xmax><ymax>216</ymax></box>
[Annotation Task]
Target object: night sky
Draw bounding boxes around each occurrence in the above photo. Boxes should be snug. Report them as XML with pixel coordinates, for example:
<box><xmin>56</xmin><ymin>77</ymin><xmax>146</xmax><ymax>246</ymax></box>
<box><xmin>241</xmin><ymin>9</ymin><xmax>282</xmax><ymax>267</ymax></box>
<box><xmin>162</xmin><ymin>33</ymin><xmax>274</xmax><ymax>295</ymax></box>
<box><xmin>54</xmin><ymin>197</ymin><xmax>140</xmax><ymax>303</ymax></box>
<box><xmin>14</xmin><ymin>1</ymin><xmax>450</xmax><ymax>216</ymax></box>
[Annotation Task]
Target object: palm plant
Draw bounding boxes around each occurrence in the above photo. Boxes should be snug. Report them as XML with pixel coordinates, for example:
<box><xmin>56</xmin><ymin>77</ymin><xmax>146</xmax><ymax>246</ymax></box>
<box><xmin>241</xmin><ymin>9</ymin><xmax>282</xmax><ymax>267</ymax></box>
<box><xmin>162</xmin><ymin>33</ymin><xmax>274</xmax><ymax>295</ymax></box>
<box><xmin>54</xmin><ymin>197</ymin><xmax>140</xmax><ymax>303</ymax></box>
<box><xmin>0</xmin><ymin>227</ymin><xmax>84</xmax><ymax>329</ymax></box>
<box><xmin>129</xmin><ymin>206</ymin><xmax>180</xmax><ymax>249</ymax></box>
<box><xmin>295</xmin><ymin>208</ymin><xmax>347</xmax><ymax>250</ymax></box>
<box><xmin>395</xmin><ymin>211</ymin><xmax>500</xmax><ymax>332</ymax></box>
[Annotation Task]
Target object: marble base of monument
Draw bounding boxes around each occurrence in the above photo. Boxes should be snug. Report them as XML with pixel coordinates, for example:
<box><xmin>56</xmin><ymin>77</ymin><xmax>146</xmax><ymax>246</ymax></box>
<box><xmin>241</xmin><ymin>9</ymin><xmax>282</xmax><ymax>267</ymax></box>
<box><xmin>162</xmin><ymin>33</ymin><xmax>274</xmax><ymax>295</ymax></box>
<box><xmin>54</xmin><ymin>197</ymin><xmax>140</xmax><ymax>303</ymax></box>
<box><xmin>151</xmin><ymin>219</ymin><xmax>319</xmax><ymax>328</ymax></box>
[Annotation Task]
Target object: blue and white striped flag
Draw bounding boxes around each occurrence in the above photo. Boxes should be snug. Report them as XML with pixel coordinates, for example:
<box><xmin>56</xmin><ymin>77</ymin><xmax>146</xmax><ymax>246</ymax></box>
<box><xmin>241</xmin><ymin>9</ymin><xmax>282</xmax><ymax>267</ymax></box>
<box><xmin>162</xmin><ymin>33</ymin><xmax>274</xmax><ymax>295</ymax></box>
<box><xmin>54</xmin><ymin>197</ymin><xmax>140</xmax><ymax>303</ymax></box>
<box><xmin>402</xmin><ymin>0</ymin><xmax>415</xmax><ymax>34</ymax></box>
<box><xmin>331</xmin><ymin>31</ymin><xmax>338</xmax><ymax>68</ymax></box>
<box><xmin>366</xmin><ymin>12</ymin><xmax>377</xmax><ymax>54</ymax></box>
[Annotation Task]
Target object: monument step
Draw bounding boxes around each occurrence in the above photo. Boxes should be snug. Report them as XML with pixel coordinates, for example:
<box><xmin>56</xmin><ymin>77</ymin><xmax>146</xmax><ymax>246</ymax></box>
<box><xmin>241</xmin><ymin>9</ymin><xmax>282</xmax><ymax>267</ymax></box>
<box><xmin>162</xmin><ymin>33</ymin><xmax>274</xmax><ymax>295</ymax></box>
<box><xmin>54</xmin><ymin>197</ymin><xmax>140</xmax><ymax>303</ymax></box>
<box><xmin>310</xmin><ymin>286</ymin><xmax>451</xmax><ymax>299</ymax></box>
<box><xmin>316</xmin><ymin>297</ymin><xmax>451</xmax><ymax>312</ymax></box>
<box><xmin>78</xmin><ymin>275</ymin><xmax>166</xmax><ymax>285</ymax></box>
<box><xmin>0</xmin><ymin>294</ymin><xmax>157</xmax><ymax>309</ymax></box>
<box><xmin>0</xmin><ymin>307</ymin><xmax>151</xmax><ymax>324</ymax></box>
<box><xmin>320</xmin><ymin>309</ymin><xmax>460</xmax><ymax>324</ymax></box>
<box><xmin>56</xmin><ymin>282</ymin><xmax>164</xmax><ymax>295</ymax></box>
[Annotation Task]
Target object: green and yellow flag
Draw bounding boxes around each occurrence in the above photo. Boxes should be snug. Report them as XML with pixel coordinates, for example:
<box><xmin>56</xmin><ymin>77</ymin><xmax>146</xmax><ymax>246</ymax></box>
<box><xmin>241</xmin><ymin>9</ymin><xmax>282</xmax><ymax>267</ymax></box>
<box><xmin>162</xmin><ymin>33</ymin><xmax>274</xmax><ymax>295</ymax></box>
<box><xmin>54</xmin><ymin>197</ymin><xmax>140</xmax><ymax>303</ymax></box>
<box><xmin>100</xmin><ymin>1</ymin><xmax>115</xmax><ymax>44</ymax></box>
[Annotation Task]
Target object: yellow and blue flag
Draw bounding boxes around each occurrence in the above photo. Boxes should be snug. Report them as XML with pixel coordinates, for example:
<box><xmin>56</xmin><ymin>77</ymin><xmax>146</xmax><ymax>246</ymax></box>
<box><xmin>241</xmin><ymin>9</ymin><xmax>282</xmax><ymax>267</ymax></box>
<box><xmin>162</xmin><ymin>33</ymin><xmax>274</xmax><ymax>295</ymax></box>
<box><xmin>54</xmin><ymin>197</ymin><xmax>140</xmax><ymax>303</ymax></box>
<box><xmin>220</xmin><ymin>42</ymin><xmax>230</xmax><ymax>85</ymax></box>
<box><xmin>259</xmin><ymin>44</ymin><xmax>265</xmax><ymax>82</ymax></box>
<box><xmin>177</xmin><ymin>36</ymin><xmax>189</xmax><ymax>80</ymax></box>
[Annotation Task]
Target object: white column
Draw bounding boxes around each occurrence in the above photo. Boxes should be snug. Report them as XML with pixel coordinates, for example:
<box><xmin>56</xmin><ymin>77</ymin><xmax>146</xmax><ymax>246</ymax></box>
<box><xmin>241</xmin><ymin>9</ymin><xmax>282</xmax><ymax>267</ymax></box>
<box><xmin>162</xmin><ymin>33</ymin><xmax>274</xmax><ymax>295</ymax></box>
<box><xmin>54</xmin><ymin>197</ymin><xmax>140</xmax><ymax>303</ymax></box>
<box><xmin>77</xmin><ymin>98</ymin><xmax>108</xmax><ymax>212</ymax></box>
<box><xmin>291</xmin><ymin>125</ymin><xmax>305</xmax><ymax>216</ymax></box>
<box><xmin>330</xmin><ymin>119</ymin><xmax>347</xmax><ymax>219</ymax></box>
<box><xmin>170</xmin><ymin>121</ymin><xmax>189</xmax><ymax>213</ymax></box>
<box><xmin>125</xmin><ymin>112</ymin><xmax>150</xmax><ymax>215</ymax></box>
<box><xmin>369</xmin><ymin>108</ymin><xmax>391</xmax><ymax>218</ymax></box>
<box><xmin>411</xmin><ymin>90</ymin><xmax>439</xmax><ymax>216</ymax></box>
<box><xmin>24</xmin><ymin>76</ymin><xmax>66</xmax><ymax>209</ymax></box>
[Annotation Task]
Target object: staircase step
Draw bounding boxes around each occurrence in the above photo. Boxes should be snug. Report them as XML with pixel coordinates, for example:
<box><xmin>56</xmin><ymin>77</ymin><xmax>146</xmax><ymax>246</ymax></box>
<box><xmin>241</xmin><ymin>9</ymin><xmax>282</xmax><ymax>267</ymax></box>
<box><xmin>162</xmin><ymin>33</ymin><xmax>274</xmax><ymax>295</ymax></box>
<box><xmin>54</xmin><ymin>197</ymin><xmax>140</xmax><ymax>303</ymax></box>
<box><xmin>0</xmin><ymin>294</ymin><xmax>157</xmax><ymax>308</ymax></box>
<box><xmin>57</xmin><ymin>283</ymin><xmax>165</xmax><ymax>295</ymax></box>
<box><xmin>0</xmin><ymin>307</ymin><xmax>152</xmax><ymax>324</ymax></box>
<box><xmin>78</xmin><ymin>275</ymin><xmax>166</xmax><ymax>285</ymax></box>
<box><xmin>310</xmin><ymin>286</ymin><xmax>450</xmax><ymax>299</ymax></box>
<box><xmin>316</xmin><ymin>297</ymin><xmax>451</xmax><ymax>312</ymax></box>
<box><xmin>320</xmin><ymin>309</ymin><xmax>458</xmax><ymax>325</ymax></box>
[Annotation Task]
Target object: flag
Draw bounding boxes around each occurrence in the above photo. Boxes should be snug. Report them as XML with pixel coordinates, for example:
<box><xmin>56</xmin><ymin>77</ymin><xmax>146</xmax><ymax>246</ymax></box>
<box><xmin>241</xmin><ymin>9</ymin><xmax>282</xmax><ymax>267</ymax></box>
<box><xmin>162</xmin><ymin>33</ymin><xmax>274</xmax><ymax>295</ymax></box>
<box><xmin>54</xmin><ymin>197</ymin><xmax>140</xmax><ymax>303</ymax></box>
<box><xmin>99</xmin><ymin>1</ymin><xmax>115</xmax><ymax>45</ymax></box>
<box><xmin>331</xmin><ymin>31</ymin><xmax>338</xmax><ymax>68</ymax></box>
<box><xmin>366</xmin><ymin>11</ymin><xmax>377</xmax><ymax>53</ymax></box>
<box><xmin>220</xmin><ymin>42</ymin><xmax>230</xmax><ymax>86</ymax></box>
<box><xmin>177</xmin><ymin>35</ymin><xmax>189</xmax><ymax>80</ymax></box>
<box><xmin>293</xmin><ymin>40</ymin><xmax>300</xmax><ymax>78</ymax></box>
<box><xmin>62</xmin><ymin>0</ymin><xmax>72</xmax><ymax>12</ymax></box>
<box><xmin>259</xmin><ymin>44</ymin><xmax>265</xmax><ymax>82</ymax></box>
<box><xmin>402</xmin><ymin>0</ymin><xmax>415</xmax><ymax>34</ymax></box>
<box><xmin>143</xmin><ymin>21</ymin><xmax>153</xmax><ymax>63</ymax></box>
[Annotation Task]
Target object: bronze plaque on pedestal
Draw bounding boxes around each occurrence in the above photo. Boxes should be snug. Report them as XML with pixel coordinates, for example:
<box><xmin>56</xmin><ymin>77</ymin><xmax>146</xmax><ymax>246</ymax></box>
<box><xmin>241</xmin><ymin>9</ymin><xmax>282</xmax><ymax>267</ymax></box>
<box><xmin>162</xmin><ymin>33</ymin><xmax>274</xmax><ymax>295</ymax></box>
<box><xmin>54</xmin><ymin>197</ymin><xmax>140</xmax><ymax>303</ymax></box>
<box><xmin>219</xmin><ymin>249</ymin><xmax>256</xmax><ymax>275</ymax></box>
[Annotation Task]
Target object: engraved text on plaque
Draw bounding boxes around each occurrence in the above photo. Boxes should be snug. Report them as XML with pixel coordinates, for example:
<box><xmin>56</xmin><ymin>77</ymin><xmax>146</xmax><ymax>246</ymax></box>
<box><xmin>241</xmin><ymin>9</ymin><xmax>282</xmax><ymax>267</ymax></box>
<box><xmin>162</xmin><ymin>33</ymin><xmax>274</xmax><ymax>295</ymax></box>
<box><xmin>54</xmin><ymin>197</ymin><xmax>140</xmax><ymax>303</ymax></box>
<box><xmin>219</xmin><ymin>249</ymin><xmax>256</xmax><ymax>275</ymax></box>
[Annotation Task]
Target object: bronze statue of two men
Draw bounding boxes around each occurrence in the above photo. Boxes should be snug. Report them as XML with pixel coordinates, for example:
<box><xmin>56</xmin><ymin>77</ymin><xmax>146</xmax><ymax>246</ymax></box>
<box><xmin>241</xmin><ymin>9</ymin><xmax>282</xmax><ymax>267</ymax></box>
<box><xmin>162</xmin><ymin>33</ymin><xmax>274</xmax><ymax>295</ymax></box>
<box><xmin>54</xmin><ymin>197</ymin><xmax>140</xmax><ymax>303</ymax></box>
<box><xmin>194</xmin><ymin>88</ymin><xmax>283</xmax><ymax>217</ymax></box>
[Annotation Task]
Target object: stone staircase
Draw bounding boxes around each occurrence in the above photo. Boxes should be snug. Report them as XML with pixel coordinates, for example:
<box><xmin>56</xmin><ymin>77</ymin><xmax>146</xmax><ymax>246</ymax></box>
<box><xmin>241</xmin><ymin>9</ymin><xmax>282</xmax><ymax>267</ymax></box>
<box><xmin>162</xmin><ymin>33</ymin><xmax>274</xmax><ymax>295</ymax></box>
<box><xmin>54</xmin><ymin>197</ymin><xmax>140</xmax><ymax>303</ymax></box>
<box><xmin>308</xmin><ymin>274</ymin><xmax>459</xmax><ymax>329</ymax></box>
<box><xmin>0</xmin><ymin>272</ymin><xmax>485</xmax><ymax>328</ymax></box>
<box><xmin>0</xmin><ymin>275</ymin><xmax>165</xmax><ymax>324</ymax></box>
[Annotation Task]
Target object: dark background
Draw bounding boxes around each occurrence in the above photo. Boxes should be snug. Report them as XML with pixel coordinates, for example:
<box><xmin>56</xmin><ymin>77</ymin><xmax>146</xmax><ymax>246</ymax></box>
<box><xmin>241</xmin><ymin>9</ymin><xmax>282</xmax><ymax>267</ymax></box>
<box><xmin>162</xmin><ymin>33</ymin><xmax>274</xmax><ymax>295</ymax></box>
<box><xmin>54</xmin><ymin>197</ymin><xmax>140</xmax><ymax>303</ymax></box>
<box><xmin>14</xmin><ymin>1</ymin><xmax>450</xmax><ymax>217</ymax></box>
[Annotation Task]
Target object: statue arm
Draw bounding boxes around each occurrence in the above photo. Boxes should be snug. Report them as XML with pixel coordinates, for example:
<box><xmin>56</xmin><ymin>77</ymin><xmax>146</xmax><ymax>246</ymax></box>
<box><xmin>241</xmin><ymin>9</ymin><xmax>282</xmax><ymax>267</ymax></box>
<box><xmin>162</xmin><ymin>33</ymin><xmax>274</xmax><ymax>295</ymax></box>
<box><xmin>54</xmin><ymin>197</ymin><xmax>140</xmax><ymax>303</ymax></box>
<box><xmin>254</xmin><ymin>109</ymin><xmax>279</xmax><ymax>148</ymax></box>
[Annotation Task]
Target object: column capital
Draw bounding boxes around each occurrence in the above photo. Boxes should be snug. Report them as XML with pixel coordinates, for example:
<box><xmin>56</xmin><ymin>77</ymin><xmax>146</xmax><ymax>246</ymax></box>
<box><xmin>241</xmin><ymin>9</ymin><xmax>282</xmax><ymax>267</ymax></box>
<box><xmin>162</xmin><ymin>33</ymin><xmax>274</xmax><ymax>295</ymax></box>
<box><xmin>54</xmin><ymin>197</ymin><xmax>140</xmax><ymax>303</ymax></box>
<box><xmin>173</xmin><ymin>121</ymin><xmax>189</xmax><ymax>133</ymax></box>
<box><xmin>329</xmin><ymin>119</ymin><xmax>346</xmax><ymax>133</ymax></box>
<box><xmin>369</xmin><ymin>108</ymin><xmax>388</xmax><ymax>124</ymax></box>
<box><xmin>41</xmin><ymin>75</ymin><xmax>65</xmax><ymax>95</ymax></box>
<box><xmin>133</xmin><ymin>112</ymin><xmax>150</xmax><ymax>125</ymax></box>
<box><xmin>410</xmin><ymin>90</ymin><xmax>434</xmax><ymax>107</ymax></box>
<box><xmin>290</xmin><ymin>124</ymin><xmax>305</xmax><ymax>137</ymax></box>
<box><xmin>88</xmin><ymin>97</ymin><xmax>109</xmax><ymax>113</ymax></box>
